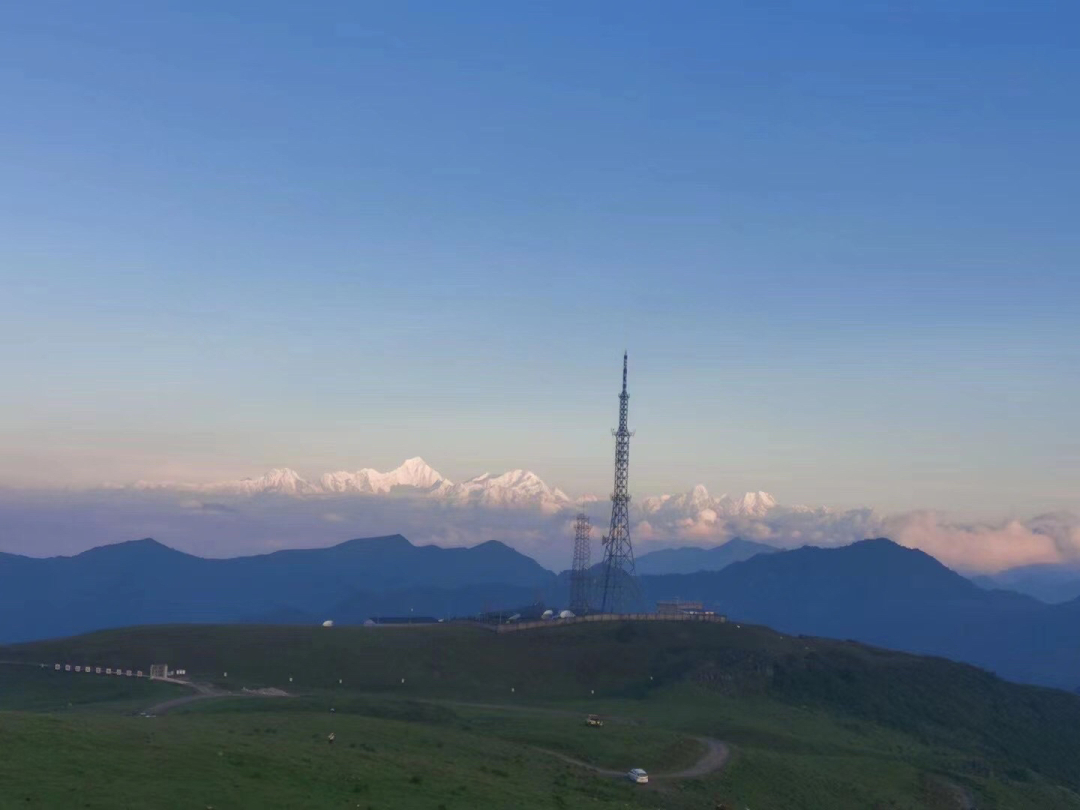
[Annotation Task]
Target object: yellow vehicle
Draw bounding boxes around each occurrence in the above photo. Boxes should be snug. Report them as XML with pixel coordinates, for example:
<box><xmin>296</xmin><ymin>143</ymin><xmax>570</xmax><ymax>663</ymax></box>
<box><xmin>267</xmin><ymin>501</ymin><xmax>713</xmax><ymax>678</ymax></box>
<box><xmin>585</xmin><ymin>714</ymin><xmax>604</xmax><ymax>727</ymax></box>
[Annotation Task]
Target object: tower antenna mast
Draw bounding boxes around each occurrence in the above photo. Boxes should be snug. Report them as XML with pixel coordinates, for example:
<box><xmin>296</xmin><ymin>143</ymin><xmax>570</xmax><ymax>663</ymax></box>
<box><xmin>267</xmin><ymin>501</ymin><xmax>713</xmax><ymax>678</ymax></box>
<box><xmin>599</xmin><ymin>352</ymin><xmax>637</xmax><ymax>613</ymax></box>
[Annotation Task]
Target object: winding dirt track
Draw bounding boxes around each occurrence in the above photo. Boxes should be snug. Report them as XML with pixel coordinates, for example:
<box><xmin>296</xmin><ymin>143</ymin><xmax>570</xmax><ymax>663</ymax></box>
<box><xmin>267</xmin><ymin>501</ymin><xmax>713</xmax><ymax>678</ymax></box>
<box><xmin>141</xmin><ymin>683</ymin><xmax>222</xmax><ymax>715</ymax></box>
<box><xmin>372</xmin><ymin>696</ymin><xmax>732</xmax><ymax>781</ymax></box>
<box><xmin>137</xmin><ymin>688</ymin><xmax>731</xmax><ymax>781</ymax></box>
<box><xmin>140</xmin><ymin>680</ymin><xmax>288</xmax><ymax>715</ymax></box>
<box><xmin>538</xmin><ymin>736</ymin><xmax>730</xmax><ymax>780</ymax></box>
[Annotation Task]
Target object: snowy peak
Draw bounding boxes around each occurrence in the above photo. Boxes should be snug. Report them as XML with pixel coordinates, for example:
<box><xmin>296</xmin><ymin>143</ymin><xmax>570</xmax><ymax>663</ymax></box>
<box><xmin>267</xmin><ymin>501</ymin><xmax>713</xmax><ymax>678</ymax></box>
<box><xmin>685</xmin><ymin>485</ymin><xmax>715</xmax><ymax>511</ymax></box>
<box><xmin>318</xmin><ymin>470</ymin><xmax>370</xmax><ymax>494</ymax></box>
<box><xmin>640</xmin><ymin>485</ymin><xmax>710</xmax><ymax>514</ymax></box>
<box><xmin>320</xmin><ymin>457</ymin><xmax>449</xmax><ymax>495</ymax></box>
<box><xmin>642</xmin><ymin>486</ymin><xmax>779</xmax><ymax>519</ymax></box>
<box><xmin>479</xmin><ymin>470</ymin><xmax>546</xmax><ymax>490</ymax></box>
<box><xmin>133</xmin><ymin>467</ymin><xmax>320</xmax><ymax>496</ymax></box>
<box><xmin>123</xmin><ymin>461</ymin><xmax>776</xmax><ymax>519</ymax></box>
<box><xmin>449</xmin><ymin>469</ymin><xmax>571</xmax><ymax>513</ymax></box>
<box><xmin>239</xmin><ymin>468</ymin><xmax>319</xmax><ymax>496</ymax></box>
<box><xmin>128</xmin><ymin>459</ymin><xmax>568</xmax><ymax>511</ymax></box>
<box><xmin>730</xmin><ymin>490</ymin><xmax>777</xmax><ymax>517</ymax></box>
<box><xmin>393</xmin><ymin>457</ymin><xmax>447</xmax><ymax>489</ymax></box>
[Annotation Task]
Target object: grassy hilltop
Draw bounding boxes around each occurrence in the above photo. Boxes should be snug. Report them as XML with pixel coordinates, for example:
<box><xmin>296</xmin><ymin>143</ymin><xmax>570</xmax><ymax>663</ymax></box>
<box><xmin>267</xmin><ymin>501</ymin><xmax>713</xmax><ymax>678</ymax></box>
<box><xmin>3</xmin><ymin>620</ymin><xmax>1080</xmax><ymax>809</ymax></box>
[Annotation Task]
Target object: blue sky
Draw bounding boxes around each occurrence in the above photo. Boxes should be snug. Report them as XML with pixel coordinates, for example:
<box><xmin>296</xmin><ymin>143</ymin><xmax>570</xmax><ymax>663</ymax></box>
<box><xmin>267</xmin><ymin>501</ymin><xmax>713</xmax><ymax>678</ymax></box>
<box><xmin>1</xmin><ymin>2</ymin><xmax>1077</xmax><ymax>516</ymax></box>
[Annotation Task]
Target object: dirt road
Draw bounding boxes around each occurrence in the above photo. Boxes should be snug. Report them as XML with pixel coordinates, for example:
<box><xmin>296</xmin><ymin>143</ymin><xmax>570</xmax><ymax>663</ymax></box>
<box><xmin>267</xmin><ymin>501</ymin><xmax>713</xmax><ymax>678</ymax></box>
<box><xmin>537</xmin><ymin>735</ymin><xmax>729</xmax><ymax>780</ymax></box>
<box><xmin>140</xmin><ymin>680</ymin><xmax>289</xmax><ymax>716</ymax></box>
<box><xmin>140</xmin><ymin>683</ymin><xmax>220</xmax><ymax>715</ymax></box>
<box><xmin>136</xmin><ymin>687</ymin><xmax>730</xmax><ymax>782</ymax></box>
<box><xmin>342</xmin><ymin>694</ymin><xmax>732</xmax><ymax>781</ymax></box>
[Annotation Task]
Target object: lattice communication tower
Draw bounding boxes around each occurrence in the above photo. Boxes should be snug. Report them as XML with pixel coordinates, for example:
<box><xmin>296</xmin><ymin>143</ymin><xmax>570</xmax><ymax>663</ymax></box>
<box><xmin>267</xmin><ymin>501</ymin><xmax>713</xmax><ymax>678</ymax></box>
<box><xmin>569</xmin><ymin>513</ymin><xmax>592</xmax><ymax>613</ymax></box>
<box><xmin>598</xmin><ymin>352</ymin><xmax>637</xmax><ymax>613</ymax></box>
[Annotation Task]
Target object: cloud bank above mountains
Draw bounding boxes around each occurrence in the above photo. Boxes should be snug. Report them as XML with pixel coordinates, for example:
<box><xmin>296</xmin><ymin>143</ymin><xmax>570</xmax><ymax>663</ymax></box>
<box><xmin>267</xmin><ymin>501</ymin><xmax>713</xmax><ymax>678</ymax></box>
<box><xmin>2</xmin><ymin>457</ymin><xmax>1077</xmax><ymax>574</ymax></box>
<box><xmin>883</xmin><ymin>511</ymin><xmax>1080</xmax><ymax>573</ymax></box>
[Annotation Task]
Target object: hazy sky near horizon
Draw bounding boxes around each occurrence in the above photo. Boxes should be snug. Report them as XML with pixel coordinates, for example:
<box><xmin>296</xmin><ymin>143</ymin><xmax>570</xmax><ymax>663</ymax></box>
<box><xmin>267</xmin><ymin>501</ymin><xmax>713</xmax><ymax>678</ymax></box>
<box><xmin>1</xmin><ymin>2</ymin><xmax>1077</xmax><ymax>517</ymax></box>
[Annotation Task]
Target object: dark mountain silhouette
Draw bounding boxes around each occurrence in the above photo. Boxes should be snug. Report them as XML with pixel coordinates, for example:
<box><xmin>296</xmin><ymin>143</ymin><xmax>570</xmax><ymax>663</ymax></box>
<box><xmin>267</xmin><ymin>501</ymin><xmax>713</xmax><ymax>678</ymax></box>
<box><xmin>635</xmin><ymin>537</ymin><xmax>776</xmax><ymax>574</ymax></box>
<box><xmin>6</xmin><ymin>534</ymin><xmax>1080</xmax><ymax>690</ymax></box>
<box><xmin>633</xmin><ymin>539</ymin><xmax>1078</xmax><ymax>688</ymax></box>
<box><xmin>0</xmin><ymin>535</ymin><xmax>550</xmax><ymax>643</ymax></box>
<box><xmin>555</xmin><ymin>539</ymin><xmax>1080</xmax><ymax>689</ymax></box>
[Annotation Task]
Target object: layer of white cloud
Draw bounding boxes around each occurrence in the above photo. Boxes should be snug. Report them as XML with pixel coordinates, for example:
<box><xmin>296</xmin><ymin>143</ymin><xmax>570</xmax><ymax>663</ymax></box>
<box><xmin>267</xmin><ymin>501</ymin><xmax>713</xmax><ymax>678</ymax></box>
<box><xmin>0</xmin><ymin>487</ymin><xmax>1077</xmax><ymax>575</ymax></box>
<box><xmin>885</xmin><ymin>511</ymin><xmax>1080</xmax><ymax>573</ymax></box>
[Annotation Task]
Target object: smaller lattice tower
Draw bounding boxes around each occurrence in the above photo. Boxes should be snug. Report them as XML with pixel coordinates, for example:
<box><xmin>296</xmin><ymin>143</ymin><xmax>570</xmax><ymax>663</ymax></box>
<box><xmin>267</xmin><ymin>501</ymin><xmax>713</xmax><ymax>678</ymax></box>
<box><xmin>569</xmin><ymin>514</ymin><xmax>592</xmax><ymax>613</ymax></box>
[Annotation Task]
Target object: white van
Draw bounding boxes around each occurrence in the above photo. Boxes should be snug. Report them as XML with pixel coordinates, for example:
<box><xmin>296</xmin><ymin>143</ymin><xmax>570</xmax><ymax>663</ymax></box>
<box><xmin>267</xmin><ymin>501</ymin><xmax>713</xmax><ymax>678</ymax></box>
<box><xmin>627</xmin><ymin>768</ymin><xmax>649</xmax><ymax>784</ymax></box>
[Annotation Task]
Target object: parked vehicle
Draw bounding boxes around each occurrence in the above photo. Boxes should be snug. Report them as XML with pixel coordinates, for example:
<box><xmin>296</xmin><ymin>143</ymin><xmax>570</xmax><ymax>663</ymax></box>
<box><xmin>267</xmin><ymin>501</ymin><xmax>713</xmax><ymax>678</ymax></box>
<box><xmin>585</xmin><ymin>714</ymin><xmax>604</xmax><ymax>727</ymax></box>
<box><xmin>627</xmin><ymin>768</ymin><xmax>648</xmax><ymax>784</ymax></box>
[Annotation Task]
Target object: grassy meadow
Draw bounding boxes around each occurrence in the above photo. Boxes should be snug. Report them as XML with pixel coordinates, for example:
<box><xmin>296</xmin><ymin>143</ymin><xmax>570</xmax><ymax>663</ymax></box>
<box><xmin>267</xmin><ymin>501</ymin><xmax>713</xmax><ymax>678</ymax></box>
<box><xmin>2</xmin><ymin>621</ymin><xmax>1080</xmax><ymax>809</ymax></box>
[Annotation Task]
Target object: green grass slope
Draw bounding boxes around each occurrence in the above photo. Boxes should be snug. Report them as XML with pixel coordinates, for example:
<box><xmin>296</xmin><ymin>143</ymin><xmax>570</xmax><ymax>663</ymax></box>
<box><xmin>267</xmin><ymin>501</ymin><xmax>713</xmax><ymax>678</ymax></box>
<box><xmin>0</xmin><ymin>709</ymin><xmax>657</xmax><ymax>810</ymax></box>
<box><xmin>0</xmin><ymin>662</ymin><xmax>183</xmax><ymax>712</ymax></box>
<box><xmin>4</xmin><ymin>620</ymin><xmax>1080</xmax><ymax>809</ymax></box>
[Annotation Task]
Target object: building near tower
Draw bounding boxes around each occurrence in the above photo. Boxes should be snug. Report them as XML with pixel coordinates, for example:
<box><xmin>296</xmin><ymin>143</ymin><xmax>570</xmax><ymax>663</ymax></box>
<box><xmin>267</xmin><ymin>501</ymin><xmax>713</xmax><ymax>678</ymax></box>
<box><xmin>656</xmin><ymin>600</ymin><xmax>716</xmax><ymax>617</ymax></box>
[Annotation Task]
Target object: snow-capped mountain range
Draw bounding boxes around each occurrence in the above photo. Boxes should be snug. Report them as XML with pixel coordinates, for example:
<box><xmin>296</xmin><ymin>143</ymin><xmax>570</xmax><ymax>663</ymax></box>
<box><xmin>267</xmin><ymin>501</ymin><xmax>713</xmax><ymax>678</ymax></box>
<box><xmin>319</xmin><ymin>457</ymin><xmax>450</xmax><ymax>496</ymax></box>
<box><xmin>130</xmin><ymin>457</ymin><xmax>780</xmax><ymax>518</ymax></box>
<box><xmin>133</xmin><ymin>458</ymin><xmax>574</xmax><ymax>514</ymax></box>
<box><xmin>641</xmin><ymin>486</ymin><xmax>778</xmax><ymax>519</ymax></box>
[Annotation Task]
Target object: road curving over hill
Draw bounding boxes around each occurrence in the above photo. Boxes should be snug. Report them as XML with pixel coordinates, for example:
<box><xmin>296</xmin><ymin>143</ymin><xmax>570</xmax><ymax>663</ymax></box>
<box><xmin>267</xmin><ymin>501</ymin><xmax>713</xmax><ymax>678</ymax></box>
<box><xmin>537</xmin><ymin>735</ymin><xmax>730</xmax><ymax>781</ymax></box>
<box><xmin>136</xmin><ymin>687</ymin><xmax>730</xmax><ymax>782</ymax></box>
<box><xmin>139</xmin><ymin>679</ymin><xmax>289</xmax><ymax>715</ymax></box>
<box><xmin>338</xmin><ymin>694</ymin><xmax>733</xmax><ymax>782</ymax></box>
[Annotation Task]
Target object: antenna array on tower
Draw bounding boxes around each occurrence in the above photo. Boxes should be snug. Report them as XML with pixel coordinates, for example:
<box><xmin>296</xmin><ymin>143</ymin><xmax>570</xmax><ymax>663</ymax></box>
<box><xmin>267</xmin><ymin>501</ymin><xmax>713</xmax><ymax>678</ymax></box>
<box><xmin>598</xmin><ymin>352</ymin><xmax>638</xmax><ymax>613</ymax></box>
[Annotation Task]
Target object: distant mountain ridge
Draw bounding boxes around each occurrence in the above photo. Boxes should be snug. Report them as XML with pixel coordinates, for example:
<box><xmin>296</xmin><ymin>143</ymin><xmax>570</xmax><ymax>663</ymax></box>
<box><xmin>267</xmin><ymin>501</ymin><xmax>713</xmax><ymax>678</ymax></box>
<box><xmin>0</xmin><ymin>535</ymin><xmax>551</xmax><ymax>643</ymax></box>
<box><xmin>7</xmin><ymin>534</ymin><xmax>1080</xmax><ymax>691</ymax></box>
<box><xmin>971</xmin><ymin>562</ymin><xmax>1080</xmax><ymax>604</ymax></box>
<box><xmin>635</xmin><ymin>538</ymin><xmax>1080</xmax><ymax>688</ymax></box>
<box><xmin>635</xmin><ymin>537</ymin><xmax>777</xmax><ymax>574</ymax></box>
